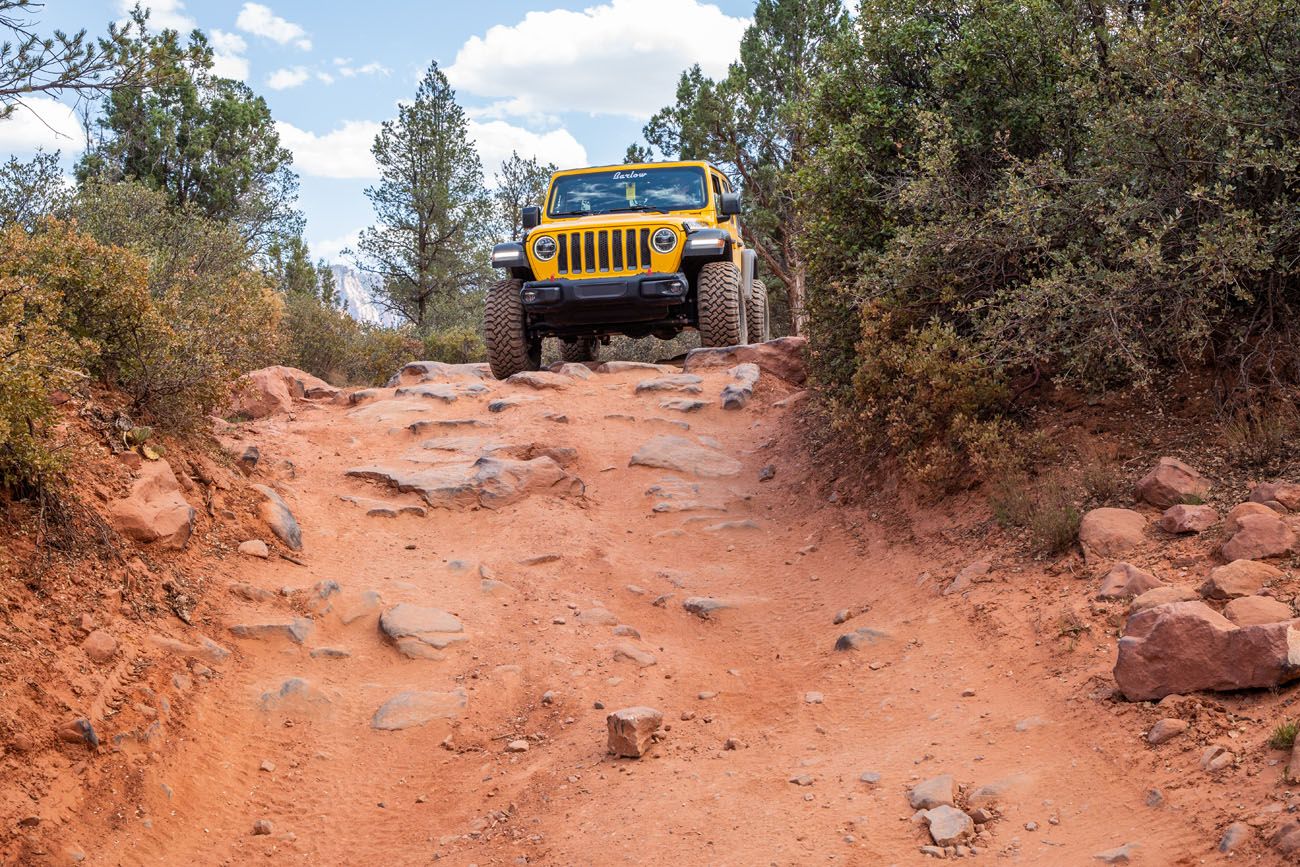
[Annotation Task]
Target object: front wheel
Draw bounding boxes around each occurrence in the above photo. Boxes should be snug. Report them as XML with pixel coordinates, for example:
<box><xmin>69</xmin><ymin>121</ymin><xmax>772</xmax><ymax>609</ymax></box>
<box><xmin>484</xmin><ymin>278</ymin><xmax>541</xmax><ymax>379</ymax></box>
<box><xmin>696</xmin><ymin>261</ymin><xmax>747</xmax><ymax>347</ymax></box>
<box><xmin>747</xmin><ymin>279</ymin><xmax>770</xmax><ymax>344</ymax></box>
<box><xmin>560</xmin><ymin>337</ymin><xmax>599</xmax><ymax>363</ymax></box>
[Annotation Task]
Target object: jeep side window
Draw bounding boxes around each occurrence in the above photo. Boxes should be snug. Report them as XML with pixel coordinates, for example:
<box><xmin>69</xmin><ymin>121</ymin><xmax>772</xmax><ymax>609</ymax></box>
<box><xmin>711</xmin><ymin>174</ymin><xmax>723</xmax><ymax>203</ymax></box>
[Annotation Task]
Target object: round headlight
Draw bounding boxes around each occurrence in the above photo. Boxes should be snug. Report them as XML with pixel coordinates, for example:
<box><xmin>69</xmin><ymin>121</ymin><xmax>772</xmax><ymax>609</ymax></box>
<box><xmin>533</xmin><ymin>236</ymin><xmax>557</xmax><ymax>261</ymax></box>
<box><xmin>652</xmin><ymin>228</ymin><xmax>677</xmax><ymax>254</ymax></box>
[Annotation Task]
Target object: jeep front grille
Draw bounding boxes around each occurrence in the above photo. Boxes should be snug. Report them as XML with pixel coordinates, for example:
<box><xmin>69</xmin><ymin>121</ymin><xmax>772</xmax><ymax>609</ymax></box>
<box><xmin>554</xmin><ymin>229</ymin><xmax>655</xmax><ymax>276</ymax></box>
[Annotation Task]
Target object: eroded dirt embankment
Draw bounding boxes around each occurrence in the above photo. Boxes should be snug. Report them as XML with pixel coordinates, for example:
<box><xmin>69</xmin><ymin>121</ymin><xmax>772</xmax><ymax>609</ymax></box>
<box><xmin>10</xmin><ymin>347</ymin><xmax>1286</xmax><ymax>866</ymax></box>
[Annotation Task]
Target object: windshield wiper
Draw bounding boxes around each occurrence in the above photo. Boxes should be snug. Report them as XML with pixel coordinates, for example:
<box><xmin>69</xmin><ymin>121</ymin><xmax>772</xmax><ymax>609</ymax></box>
<box><xmin>550</xmin><ymin>210</ymin><xmax>593</xmax><ymax>217</ymax></box>
<box><xmin>606</xmin><ymin>205</ymin><xmax>670</xmax><ymax>214</ymax></box>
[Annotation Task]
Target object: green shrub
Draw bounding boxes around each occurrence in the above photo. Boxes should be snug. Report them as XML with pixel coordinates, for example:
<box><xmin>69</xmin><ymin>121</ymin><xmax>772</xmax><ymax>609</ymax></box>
<box><xmin>1271</xmin><ymin>721</ymin><xmax>1298</xmax><ymax>751</ymax></box>
<box><xmin>279</xmin><ymin>292</ymin><xmax>419</xmax><ymax>386</ymax></box>
<box><xmin>72</xmin><ymin>182</ymin><xmax>282</xmax><ymax>428</ymax></box>
<box><xmin>422</xmin><ymin>326</ymin><xmax>485</xmax><ymax>365</ymax></box>
<box><xmin>989</xmin><ymin>469</ymin><xmax>1081</xmax><ymax>554</ymax></box>
<box><xmin>0</xmin><ymin>225</ymin><xmax>81</xmax><ymax>489</ymax></box>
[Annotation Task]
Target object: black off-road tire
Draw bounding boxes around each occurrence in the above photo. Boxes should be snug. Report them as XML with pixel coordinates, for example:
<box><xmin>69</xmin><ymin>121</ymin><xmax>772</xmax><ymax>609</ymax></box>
<box><xmin>560</xmin><ymin>337</ymin><xmax>599</xmax><ymax>363</ymax></box>
<box><xmin>697</xmin><ymin>261</ymin><xmax>747</xmax><ymax>347</ymax></box>
<box><xmin>747</xmin><ymin>279</ymin><xmax>771</xmax><ymax>344</ymax></box>
<box><xmin>484</xmin><ymin>278</ymin><xmax>540</xmax><ymax>379</ymax></box>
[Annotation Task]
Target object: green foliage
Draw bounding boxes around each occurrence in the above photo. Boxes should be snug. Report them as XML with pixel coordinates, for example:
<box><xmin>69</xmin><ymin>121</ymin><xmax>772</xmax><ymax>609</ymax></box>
<box><xmin>0</xmin><ymin>224</ymin><xmax>81</xmax><ymax>489</ymax></box>
<box><xmin>1271</xmin><ymin>721</ymin><xmax>1299</xmax><ymax>751</ymax></box>
<box><xmin>494</xmin><ymin>150</ymin><xmax>555</xmax><ymax>241</ymax></box>
<box><xmin>279</xmin><ymin>292</ymin><xmax>419</xmax><ymax>386</ymax></box>
<box><xmin>0</xmin><ymin>151</ymin><xmax>72</xmax><ymax>230</ymax></box>
<box><xmin>989</xmin><ymin>470</ymin><xmax>1082</xmax><ymax>555</ymax></box>
<box><xmin>797</xmin><ymin>0</ymin><xmax>1300</xmax><ymax>488</ymax></box>
<box><xmin>422</xmin><ymin>327</ymin><xmax>485</xmax><ymax>365</ymax></box>
<box><xmin>638</xmin><ymin>0</ymin><xmax>849</xmax><ymax>332</ymax></box>
<box><xmin>353</xmin><ymin>61</ymin><xmax>492</xmax><ymax>332</ymax></box>
<box><xmin>78</xmin><ymin>18</ymin><xmax>302</xmax><ymax>253</ymax></box>
<box><xmin>73</xmin><ymin>182</ymin><xmax>281</xmax><ymax>429</ymax></box>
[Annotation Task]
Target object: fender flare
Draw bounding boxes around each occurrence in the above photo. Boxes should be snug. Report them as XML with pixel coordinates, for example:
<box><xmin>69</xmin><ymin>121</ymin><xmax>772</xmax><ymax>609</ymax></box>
<box><xmin>740</xmin><ymin>248</ymin><xmax>757</xmax><ymax>302</ymax></box>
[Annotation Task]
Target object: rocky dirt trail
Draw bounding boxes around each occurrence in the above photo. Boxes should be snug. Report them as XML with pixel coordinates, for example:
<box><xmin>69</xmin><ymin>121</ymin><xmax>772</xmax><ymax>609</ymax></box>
<box><xmin>66</xmin><ymin>349</ymin><xmax>1231</xmax><ymax>865</ymax></box>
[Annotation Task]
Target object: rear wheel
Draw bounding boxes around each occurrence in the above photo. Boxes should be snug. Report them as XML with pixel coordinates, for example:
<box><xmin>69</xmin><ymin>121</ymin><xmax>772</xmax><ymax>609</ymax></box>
<box><xmin>697</xmin><ymin>261</ymin><xmax>747</xmax><ymax>347</ymax></box>
<box><xmin>746</xmin><ymin>279</ymin><xmax>770</xmax><ymax>344</ymax></box>
<box><xmin>484</xmin><ymin>278</ymin><xmax>540</xmax><ymax>379</ymax></box>
<box><xmin>560</xmin><ymin>337</ymin><xmax>599</xmax><ymax>363</ymax></box>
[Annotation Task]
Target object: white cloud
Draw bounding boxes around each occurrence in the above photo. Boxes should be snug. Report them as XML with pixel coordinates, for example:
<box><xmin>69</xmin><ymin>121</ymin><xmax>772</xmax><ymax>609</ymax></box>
<box><xmin>210</xmin><ymin>30</ymin><xmax>250</xmax><ymax>80</ymax></box>
<box><xmin>469</xmin><ymin>120</ymin><xmax>587</xmax><ymax>178</ymax></box>
<box><xmin>311</xmin><ymin>230</ymin><xmax>360</xmax><ymax>263</ymax></box>
<box><xmin>337</xmin><ymin>61</ymin><xmax>391</xmax><ymax>78</ymax></box>
<box><xmin>267</xmin><ymin>67</ymin><xmax>311</xmax><ymax>91</ymax></box>
<box><xmin>446</xmin><ymin>0</ymin><xmax>748</xmax><ymax>119</ymax></box>
<box><xmin>275</xmin><ymin>120</ymin><xmax>381</xmax><ymax>179</ymax></box>
<box><xmin>0</xmin><ymin>97</ymin><xmax>84</xmax><ymax>154</ymax></box>
<box><xmin>277</xmin><ymin>117</ymin><xmax>586</xmax><ymax>183</ymax></box>
<box><xmin>118</xmin><ymin>0</ymin><xmax>195</xmax><ymax>32</ymax></box>
<box><xmin>316</xmin><ymin>71</ymin><xmax>335</xmax><ymax>85</ymax></box>
<box><xmin>236</xmin><ymin>3</ymin><xmax>312</xmax><ymax>50</ymax></box>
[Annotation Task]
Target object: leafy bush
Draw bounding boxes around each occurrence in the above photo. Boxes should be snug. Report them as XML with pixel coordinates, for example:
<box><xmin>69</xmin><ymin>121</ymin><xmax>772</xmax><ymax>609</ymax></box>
<box><xmin>422</xmin><ymin>326</ymin><xmax>485</xmax><ymax>365</ymax></box>
<box><xmin>0</xmin><ymin>226</ymin><xmax>81</xmax><ymax>489</ymax></box>
<box><xmin>1271</xmin><ymin>721</ymin><xmax>1299</xmax><ymax>751</ymax></box>
<box><xmin>73</xmin><ymin>182</ymin><xmax>282</xmax><ymax>428</ymax></box>
<box><xmin>799</xmin><ymin>0</ymin><xmax>1300</xmax><ymax>488</ymax></box>
<box><xmin>280</xmin><ymin>292</ymin><xmax>419</xmax><ymax>386</ymax></box>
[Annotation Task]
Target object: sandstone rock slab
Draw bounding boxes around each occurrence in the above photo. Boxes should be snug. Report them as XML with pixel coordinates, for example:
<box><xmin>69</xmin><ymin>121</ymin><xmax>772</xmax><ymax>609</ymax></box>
<box><xmin>1223</xmin><ymin>595</ymin><xmax>1294</xmax><ymax>626</ymax></box>
<box><xmin>393</xmin><ymin>384</ymin><xmax>458</xmax><ymax>403</ymax></box>
<box><xmin>635</xmin><ymin>374</ymin><xmax>703</xmax><ymax>394</ymax></box>
<box><xmin>721</xmin><ymin>363</ymin><xmax>760</xmax><ymax>410</ymax></box>
<box><xmin>230</xmin><ymin>366</ymin><xmax>336</xmax><ymax>419</ymax></box>
<box><xmin>347</xmin><ymin>455</ymin><xmax>583</xmax><ymax>510</ymax></box>
<box><xmin>379</xmin><ymin>604</ymin><xmax>465</xmax><ymax>657</ymax></box>
<box><xmin>909</xmin><ymin>774</ymin><xmax>955</xmax><ymax>810</ymax></box>
<box><xmin>1097</xmin><ymin>563</ymin><xmax>1162</xmax><ymax>600</ymax></box>
<box><xmin>252</xmin><ymin>485</ymin><xmax>302</xmax><ymax>551</ymax></box>
<box><xmin>507</xmin><ymin>371</ymin><xmax>569</xmax><ymax>390</ymax></box>
<box><xmin>1251</xmin><ymin>481</ymin><xmax>1300</xmax><ymax>511</ymax></box>
<box><xmin>1159</xmin><ymin>504</ymin><xmax>1218</xmax><ymax>534</ymax></box>
<box><xmin>683</xmin><ymin>336</ymin><xmax>807</xmax><ymax>385</ymax></box>
<box><xmin>371</xmin><ymin>689</ymin><xmax>467</xmax><ymax>730</ymax></box>
<box><xmin>1201</xmin><ymin>559</ymin><xmax>1283</xmax><ymax>599</ymax></box>
<box><xmin>629</xmin><ymin>435</ymin><xmax>741</xmax><ymax>478</ymax></box>
<box><xmin>1221</xmin><ymin>513</ymin><xmax>1297</xmax><ymax>561</ymax></box>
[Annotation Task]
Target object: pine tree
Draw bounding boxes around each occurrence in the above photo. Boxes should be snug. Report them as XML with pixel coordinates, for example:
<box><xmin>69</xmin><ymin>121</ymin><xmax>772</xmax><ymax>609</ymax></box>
<box><xmin>351</xmin><ymin>61</ymin><xmax>491</xmax><ymax>331</ymax></box>
<box><xmin>493</xmin><ymin>150</ymin><xmax>555</xmax><ymax>241</ymax></box>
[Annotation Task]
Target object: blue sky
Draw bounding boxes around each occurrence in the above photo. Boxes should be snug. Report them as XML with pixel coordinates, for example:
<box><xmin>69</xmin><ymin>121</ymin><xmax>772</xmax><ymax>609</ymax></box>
<box><xmin>8</xmin><ymin>0</ymin><xmax>755</xmax><ymax>262</ymax></box>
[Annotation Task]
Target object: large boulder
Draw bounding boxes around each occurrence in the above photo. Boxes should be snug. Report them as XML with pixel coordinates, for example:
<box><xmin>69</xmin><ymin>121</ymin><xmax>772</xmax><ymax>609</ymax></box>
<box><xmin>109</xmin><ymin>460</ymin><xmax>195</xmax><ymax>549</ymax></box>
<box><xmin>1114</xmin><ymin>601</ymin><xmax>1300</xmax><ymax>700</ymax></box>
<box><xmin>1078</xmin><ymin>508</ymin><xmax>1147</xmax><ymax>562</ymax></box>
<box><xmin>1250</xmin><ymin>481</ymin><xmax>1300</xmax><ymax>512</ymax></box>
<box><xmin>682</xmin><ymin>336</ymin><xmax>807</xmax><ymax>385</ymax></box>
<box><xmin>1221</xmin><ymin>513</ymin><xmax>1298</xmax><ymax>561</ymax></box>
<box><xmin>379</xmin><ymin>604</ymin><xmax>465</xmax><ymax>658</ymax></box>
<box><xmin>1135</xmin><ymin>457</ymin><xmax>1211</xmax><ymax>509</ymax></box>
<box><xmin>230</xmin><ymin>366</ymin><xmax>337</xmax><ymax>419</ymax></box>
<box><xmin>1201</xmin><ymin>559</ymin><xmax>1283</xmax><ymax>599</ymax></box>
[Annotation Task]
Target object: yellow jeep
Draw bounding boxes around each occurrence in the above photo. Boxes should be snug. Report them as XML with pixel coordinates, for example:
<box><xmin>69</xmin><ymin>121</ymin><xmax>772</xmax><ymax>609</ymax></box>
<box><xmin>484</xmin><ymin>160</ymin><xmax>769</xmax><ymax>378</ymax></box>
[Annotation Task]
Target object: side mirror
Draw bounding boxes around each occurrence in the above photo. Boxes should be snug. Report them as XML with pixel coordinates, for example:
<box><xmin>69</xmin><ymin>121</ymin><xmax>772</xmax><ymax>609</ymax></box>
<box><xmin>717</xmin><ymin>192</ymin><xmax>741</xmax><ymax>218</ymax></box>
<box><xmin>521</xmin><ymin>205</ymin><xmax>541</xmax><ymax>230</ymax></box>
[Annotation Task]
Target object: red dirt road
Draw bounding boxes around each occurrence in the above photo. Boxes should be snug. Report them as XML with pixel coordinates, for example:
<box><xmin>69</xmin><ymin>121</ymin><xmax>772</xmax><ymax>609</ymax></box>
<box><xmin>69</xmin><ymin>362</ymin><xmax>1229</xmax><ymax>865</ymax></box>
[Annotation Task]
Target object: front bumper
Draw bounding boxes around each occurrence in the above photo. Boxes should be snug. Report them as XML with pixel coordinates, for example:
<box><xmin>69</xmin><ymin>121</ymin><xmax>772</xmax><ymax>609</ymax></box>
<box><xmin>521</xmin><ymin>272</ymin><xmax>689</xmax><ymax>327</ymax></box>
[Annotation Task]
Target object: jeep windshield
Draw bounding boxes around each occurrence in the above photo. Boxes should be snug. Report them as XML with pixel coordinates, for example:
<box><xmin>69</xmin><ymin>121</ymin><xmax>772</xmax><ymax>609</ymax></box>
<box><xmin>548</xmin><ymin>167</ymin><xmax>707</xmax><ymax>217</ymax></box>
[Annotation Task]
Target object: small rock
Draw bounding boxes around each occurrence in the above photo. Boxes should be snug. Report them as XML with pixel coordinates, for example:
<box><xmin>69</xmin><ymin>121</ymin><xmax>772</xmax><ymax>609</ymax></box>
<box><xmin>860</xmin><ymin>771</ymin><xmax>881</xmax><ymax>784</ymax></box>
<box><xmin>924</xmin><ymin>805</ymin><xmax>974</xmax><ymax>846</ymax></box>
<box><xmin>758</xmin><ymin>464</ymin><xmax>776</xmax><ymax>482</ymax></box>
<box><xmin>606</xmin><ymin>706</ymin><xmax>663</xmax><ymax>758</ymax></box>
<box><xmin>252</xmin><ymin>819</ymin><xmax>274</xmax><ymax>836</ymax></box>
<box><xmin>1219</xmin><ymin>822</ymin><xmax>1250</xmax><ymax>853</ymax></box>
<box><xmin>238</xmin><ymin>539</ymin><xmax>270</xmax><ymax>559</ymax></box>
<box><xmin>1093</xmin><ymin>843</ymin><xmax>1136</xmax><ymax>864</ymax></box>
<box><xmin>506</xmin><ymin>739</ymin><xmax>529</xmax><ymax>753</ymax></box>
<box><xmin>682</xmin><ymin>597</ymin><xmax>731</xmax><ymax>618</ymax></box>
<box><xmin>1096</xmin><ymin>563</ymin><xmax>1162</xmax><ymax>600</ymax></box>
<box><xmin>1078</xmin><ymin>508</ymin><xmax>1147</xmax><ymax>562</ymax></box>
<box><xmin>56</xmin><ymin>718</ymin><xmax>98</xmax><ymax>749</ymax></box>
<box><xmin>804</xmin><ymin>691</ymin><xmax>824</xmax><ymax>704</ymax></box>
<box><xmin>1135</xmin><ymin>457</ymin><xmax>1210</xmax><ymax>508</ymax></box>
<box><xmin>1146</xmin><ymin>718</ymin><xmax>1188</xmax><ymax>745</ymax></box>
<box><xmin>909</xmin><ymin>775</ymin><xmax>955</xmax><ymax>810</ymax></box>
<box><xmin>833</xmin><ymin>609</ymin><xmax>851</xmax><ymax>625</ymax></box>
<box><xmin>1223</xmin><ymin>594</ymin><xmax>1293</xmax><ymax>626</ymax></box>
<box><xmin>789</xmin><ymin>774</ymin><xmax>814</xmax><ymax>786</ymax></box>
<box><xmin>81</xmin><ymin>630</ymin><xmax>118</xmax><ymax>665</ymax></box>
<box><xmin>259</xmin><ymin>760</ymin><xmax>276</xmax><ymax>772</ymax></box>
<box><xmin>1200</xmin><ymin>559</ymin><xmax>1283</xmax><ymax>600</ymax></box>
<box><xmin>1159</xmin><ymin>504</ymin><xmax>1218</xmax><ymax>534</ymax></box>
<box><xmin>1201</xmin><ymin>744</ymin><xmax>1235</xmax><ymax>772</ymax></box>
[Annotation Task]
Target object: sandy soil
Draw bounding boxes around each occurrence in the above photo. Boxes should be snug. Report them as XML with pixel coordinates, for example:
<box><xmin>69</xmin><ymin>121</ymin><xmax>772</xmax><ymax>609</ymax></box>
<box><xmin>53</xmin><ymin>362</ymin><xmax>1275</xmax><ymax>866</ymax></box>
